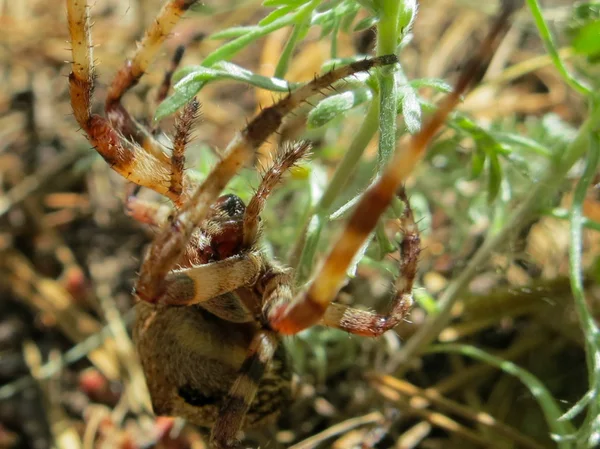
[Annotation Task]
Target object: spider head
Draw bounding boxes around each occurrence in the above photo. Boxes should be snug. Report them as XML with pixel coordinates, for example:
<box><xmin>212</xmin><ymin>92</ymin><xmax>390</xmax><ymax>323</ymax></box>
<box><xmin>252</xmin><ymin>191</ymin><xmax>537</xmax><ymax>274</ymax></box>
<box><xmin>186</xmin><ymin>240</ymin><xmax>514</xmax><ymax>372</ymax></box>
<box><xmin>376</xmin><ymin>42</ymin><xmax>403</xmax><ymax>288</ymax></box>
<box><xmin>197</xmin><ymin>194</ymin><xmax>248</xmax><ymax>262</ymax></box>
<box><xmin>210</xmin><ymin>194</ymin><xmax>246</xmax><ymax>219</ymax></box>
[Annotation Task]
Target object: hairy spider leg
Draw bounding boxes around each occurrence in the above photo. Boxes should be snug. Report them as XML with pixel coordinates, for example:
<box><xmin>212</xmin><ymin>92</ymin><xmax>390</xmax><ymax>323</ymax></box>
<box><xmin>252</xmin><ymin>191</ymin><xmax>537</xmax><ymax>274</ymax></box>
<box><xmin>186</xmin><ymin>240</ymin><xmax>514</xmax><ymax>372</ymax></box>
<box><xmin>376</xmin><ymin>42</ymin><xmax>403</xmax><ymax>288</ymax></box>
<box><xmin>268</xmin><ymin>0</ymin><xmax>520</xmax><ymax>334</ymax></box>
<box><xmin>67</xmin><ymin>0</ymin><xmax>197</xmax><ymax>203</ymax></box>
<box><xmin>170</xmin><ymin>98</ymin><xmax>200</xmax><ymax>204</ymax></box>
<box><xmin>158</xmin><ymin>252</ymin><xmax>264</xmax><ymax>306</ymax></box>
<box><xmin>105</xmin><ymin>0</ymin><xmax>197</xmax><ymax>164</ymax></box>
<box><xmin>134</xmin><ymin>56</ymin><xmax>399</xmax><ymax>304</ymax></box>
<box><xmin>259</xmin><ymin>188</ymin><xmax>418</xmax><ymax>337</ymax></box>
<box><xmin>123</xmin><ymin>97</ymin><xmax>200</xmax><ymax>222</ymax></box>
<box><xmin>243</xmin><ymin>141</ymin><xmax>312</xmax><ymax>247</ymax></box>
<box><xmin>210</xmin><ymin>330</ymin><xmax>279</xmax><ymax>449</ymax></box>
<box><xmin>317</xmin><ymin>188</ymin><xmax>419</xmax><ymax>336</ymax></box>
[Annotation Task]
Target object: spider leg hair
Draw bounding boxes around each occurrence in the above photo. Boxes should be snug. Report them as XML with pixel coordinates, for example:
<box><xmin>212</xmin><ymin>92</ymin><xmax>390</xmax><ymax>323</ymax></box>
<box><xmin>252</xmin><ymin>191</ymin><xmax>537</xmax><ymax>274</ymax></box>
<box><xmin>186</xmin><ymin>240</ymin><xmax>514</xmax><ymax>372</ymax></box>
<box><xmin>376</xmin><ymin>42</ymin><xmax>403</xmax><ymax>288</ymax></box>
<box><xmin>243</xmin><ymin>141</ymin><xmax>312</xmax><ymax>247</ymax></box>
<box><xmin>67</xmin><ymin>0</ymin><xmax>197</xmax><ymax>203</ymax></box>
<box><xmin>210</xmin><ymin>330</ymin><xmax>279</xmax><ymax>449</ymax></box>
<box><xmin>268</xmin><ymin>0</ymin><xmax>519</xmax><ymax>334</ymax></box>
<box><xmin>171</xmin><ymin>98</ymin><xmax>201</xmax><ymax>206</ymax></box>
<box><xmin>135</xmin><ymin>56</ymin><xmax>398</xmax><ymax>303</ymax></box>
<box><xmin>105</xmin><ymin>0</ymin><xmax>198</xmax><ymax>164</ymax></box>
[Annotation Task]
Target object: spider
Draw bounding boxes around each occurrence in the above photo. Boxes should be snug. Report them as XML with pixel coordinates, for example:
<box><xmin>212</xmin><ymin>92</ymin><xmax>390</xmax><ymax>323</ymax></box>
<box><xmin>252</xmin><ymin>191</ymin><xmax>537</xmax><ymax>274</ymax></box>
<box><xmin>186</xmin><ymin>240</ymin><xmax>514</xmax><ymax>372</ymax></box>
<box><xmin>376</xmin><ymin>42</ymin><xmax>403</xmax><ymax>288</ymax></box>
<box><xmin>66</xmin><ymin>0</ymin><xmax>517</xmax><ymax>447</ymax></box>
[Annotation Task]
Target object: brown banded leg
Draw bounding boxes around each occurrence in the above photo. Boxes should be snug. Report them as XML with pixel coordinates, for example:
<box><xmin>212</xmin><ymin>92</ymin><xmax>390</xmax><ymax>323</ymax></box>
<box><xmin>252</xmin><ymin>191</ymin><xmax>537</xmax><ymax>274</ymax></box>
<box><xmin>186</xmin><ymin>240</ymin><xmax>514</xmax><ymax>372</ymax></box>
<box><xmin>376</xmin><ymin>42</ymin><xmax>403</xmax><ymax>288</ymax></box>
<box><xmin>135</xmin><ymin>56</ymin><xmax>399</xmax><ymax>304</ymax></box>
<box><xmin>319</xmin><ymin>188</ymin><xmax>419</xmax><ymax>336</ymax></box>
<box><xmin>243</xmin><ymin>141</ymin><xmax>312</xmax><ymax>247</ymax></box>
<box><xmin>259</xmin><ymin>267</ymin><xmax>294</xmax><ymax>321</ymax></box>
<box><xmin>170</xmin><ymin>98</ymin><xmax>200</xmax><ymax>206</ymax></box>
<box><xmin>67</xmin><ymin>0</ymin><xmax>197</xmax><ymax>202</ymax></box>
<box><xmin>105</xmin><ymin>0</ymin><xmax>198</xmax><ymax>165</ymax></box>
<box><xmin>210</xmin><ymin>330</ymin><xmax>279</xmax><ymax>449</ymax></box>
<box><xmin>139</xmin><ymin>251</ymin><xmax>264</xmax><ymax>306</ymax></box>
<box><xmin>267</xmin><ymin>2</ymin><xmax>518</xmax><ymax>335</ymax></box>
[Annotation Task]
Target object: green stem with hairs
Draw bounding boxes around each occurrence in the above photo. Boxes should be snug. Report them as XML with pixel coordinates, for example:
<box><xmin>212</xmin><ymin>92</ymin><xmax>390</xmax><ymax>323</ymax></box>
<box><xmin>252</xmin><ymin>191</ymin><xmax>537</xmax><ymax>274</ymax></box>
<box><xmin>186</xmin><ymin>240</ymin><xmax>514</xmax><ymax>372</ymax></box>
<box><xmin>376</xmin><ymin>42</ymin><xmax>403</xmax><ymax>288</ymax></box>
<box><xmin>567</xmin><ymin>130</ymin><xmax>600</xmax><ymax>446</ymax></box>
<box><xmin>376</xmin><ymin>0</ymin><xmax>401</xmax><ymax>168</ymax></box>
<box><xmin>274</xmin><ymin>0</ymin><xmax>319</xmax><ymax>78</ymax></box>
<box><xmin>295</xmin><ymin>98</ymin><xmax>380</xmax><ymax>283</ymax></box>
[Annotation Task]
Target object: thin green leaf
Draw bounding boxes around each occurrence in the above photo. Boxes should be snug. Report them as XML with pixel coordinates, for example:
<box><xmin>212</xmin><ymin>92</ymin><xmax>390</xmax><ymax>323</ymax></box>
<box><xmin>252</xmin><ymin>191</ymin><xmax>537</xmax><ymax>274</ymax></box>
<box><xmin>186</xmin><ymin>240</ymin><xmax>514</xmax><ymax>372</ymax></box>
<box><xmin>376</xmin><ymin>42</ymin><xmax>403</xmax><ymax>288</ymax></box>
<box><xmin>263</xmin><ymin>0</ymin><xmax>307</xmax><ymax>6</ymax></box>
<box><xmin>571</xmin><ymin>20</ymin><xmax>600</xmax><ymax>58</ymax></box>
<box><xmin>410</xmin><ymin>77</ymin><xmax>453</xmax><ymax>93</ymax></box>
<box><xmin>156</xmin><ymin>62</ymin><xmax>296</xmax><ymax>121</ymax></box>
<box><xmin>348</xmin><ymin>232</ymin><xmax>374</xmax><ymax>277</ymax></box>
<box><xmin>210</xmin><ymin>26</ymin><xmax>256</xmax><ymax>40</ymax></box>
<box><xmin>487</xmin><ymin>151</ymin><xmax>502</xmax><ymax>203</ymax></box>
<box><xmin>155</xmin><ymin>79</ymin><xmax>205</xmax><ymax>120</ymax></box>
<box><xmin>354</xmin><ymin>15</ymin><xmax>378</xmax><ymax>31</ymax></box>
<box><xmin>202</xmin><ymin>4</ymin><xmax>312</xmax><ymax>68</ymax></box>
<box><xmin>340</xmin><ymin>8</ymin><xmax>359</xmax><ymax>32</ymax></box>
<box><xmin>259</xmin><ymin>5</ymin><xmax>295</xmax><ymax>26</ymax></box>
<box><xmin>319</xmin><ymin>16</ymin><xmax>337</xmax><ymax>38</ymax></box>
<box><xmin>525</xmin><ymin>0</ymin><xmax>592</xmax><ymax>95</ymax></box>
<box><xmin>400</xmin><ymin>85</ymin><xmax>421</xmax><ymax>134</ymax></box>
<box><xmin>414</xmin><ymin>289</ymin><xmax>440</xmax><ymax>315</ymax></box>
<box><xmin>453</xmin><ymin>115</ymin><xmax>510</xmax><ymax>157</ymax></box>
<box><xmin>330</xmin><ymin>193</ymin><xmax>361</xmax><ymax>220</ymax></box>
<box><xmin>491</xmin><ymin>131</ymin><xmax>553</xmax><ymax>158</ymax></box>
<box><xmin>560</xmin><ymin>389</ymin><xmax>595</xmax><ymax>421</ymax></box>
<box><xmin>307</xmin><ymin>87</ymin><xmax>373</xmax><ymax>128</ymax></box>
<box><xmin>470</xmin><ymin>146</ymin><xmax>486</xmax><ymax>179</ymax></box>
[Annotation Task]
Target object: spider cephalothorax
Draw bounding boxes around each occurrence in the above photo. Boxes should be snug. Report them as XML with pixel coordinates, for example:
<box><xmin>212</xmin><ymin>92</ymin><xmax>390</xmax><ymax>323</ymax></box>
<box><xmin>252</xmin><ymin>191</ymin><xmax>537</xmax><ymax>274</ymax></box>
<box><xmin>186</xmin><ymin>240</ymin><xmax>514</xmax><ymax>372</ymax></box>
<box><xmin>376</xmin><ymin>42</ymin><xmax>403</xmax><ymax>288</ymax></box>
<box><xmin>66</xmin><ymin>0</ymin><xmax>517</xmax><ymax>447</ymax></box>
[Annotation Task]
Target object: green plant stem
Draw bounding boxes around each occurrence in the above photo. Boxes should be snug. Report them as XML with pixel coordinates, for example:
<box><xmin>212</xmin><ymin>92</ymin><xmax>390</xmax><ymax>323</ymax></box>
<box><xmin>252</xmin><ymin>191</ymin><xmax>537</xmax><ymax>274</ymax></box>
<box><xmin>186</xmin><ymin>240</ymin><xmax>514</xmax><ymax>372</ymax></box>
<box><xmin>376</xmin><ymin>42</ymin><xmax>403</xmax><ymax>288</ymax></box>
<box><xmin>377</xmin><ymin>72</ymin><xmax>397</xmax><ymax>169</ymax></box>
<box><xmin>275</xmin><ymin>26</ymin><xmax>303</xmax><ymax>78</ymax></box>
<box><xmin>568</xmin><ymin>130</ymin><xmax>600</xmax><ymax>446</ymax></box>
<box><xmin>525</xmin><ymin>0</ymin><xmax>591</xmax><ymax>96</ymax></box>
<box><xmin>274</xmin><ymin>2</ymin><xmax>318</xmax><ymax>78</ymax></box>
<box><xmin>202</xmin><ymin>0</ymin><xmax>318</xmax><ymax>68</ymax></box>
<box><xmin>392</xmin><ymin>104</ymin><xmax>600</xmax><ymax>370</ymax></box>
<box><xmin>295</xmin><ymin>98</ymin><xmax>380</xmax><ymax>283</ymax></box>
<box><xmin>330</xmin><ymin>22</ymin><xmax>339</xmax><ymax>59</ymax></box>
<box><xmin>321</xmin><ymin>101</ymin><xmax>380</xmax><ymax>212</ymax></box>
<box><xmin>376</xmin><ymin>0</ymin><xmax>401</xmax><ymax>168</ymax></box>
<box><xmin>376</xmin><ymin>0</ymin><xmax>400</xmax><ymax>56</ymax></box>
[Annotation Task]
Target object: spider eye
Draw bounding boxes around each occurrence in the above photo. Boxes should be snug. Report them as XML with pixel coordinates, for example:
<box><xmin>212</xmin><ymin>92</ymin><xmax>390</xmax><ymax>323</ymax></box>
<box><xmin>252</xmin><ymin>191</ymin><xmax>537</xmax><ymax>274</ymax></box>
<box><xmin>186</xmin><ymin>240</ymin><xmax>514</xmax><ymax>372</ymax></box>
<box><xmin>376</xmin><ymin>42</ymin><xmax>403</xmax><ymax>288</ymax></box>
<box><xmin>213</xmin><ymin>194</ymin><xmax>246</xmax><ymax>217</ymax></box>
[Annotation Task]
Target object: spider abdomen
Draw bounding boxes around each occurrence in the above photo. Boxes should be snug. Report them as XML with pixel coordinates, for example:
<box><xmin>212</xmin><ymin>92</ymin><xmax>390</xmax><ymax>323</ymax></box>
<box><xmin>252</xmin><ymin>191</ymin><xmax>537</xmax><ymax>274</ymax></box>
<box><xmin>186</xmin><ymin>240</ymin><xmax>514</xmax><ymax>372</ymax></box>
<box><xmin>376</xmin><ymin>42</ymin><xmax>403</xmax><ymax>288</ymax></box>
<box><xmin>134</xmin><ymin>301</ymin><xmax>291</xmax><ymax>428</ymax></box>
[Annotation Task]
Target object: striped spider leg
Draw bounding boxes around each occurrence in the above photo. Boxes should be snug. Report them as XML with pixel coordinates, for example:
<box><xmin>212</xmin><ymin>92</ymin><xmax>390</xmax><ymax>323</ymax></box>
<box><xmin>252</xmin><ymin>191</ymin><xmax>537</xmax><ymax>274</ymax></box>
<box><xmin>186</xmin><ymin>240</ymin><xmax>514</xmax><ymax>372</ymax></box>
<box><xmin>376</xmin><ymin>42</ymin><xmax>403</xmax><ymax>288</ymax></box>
<box><xmin>67</xmin><ymin>0</ymin><xmax>198</xmax><ymax>207</ymax></box>
<box><xmin>266</xmin><ymin>0</ymin><xmax>520</xmax><ymax>336</ymax></box>
<box><xmin>319</xmin><ymin>187</ymin><xmax>421</xmax><ymax>337</ymax></box>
